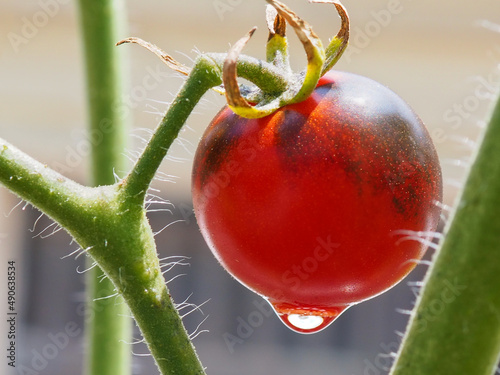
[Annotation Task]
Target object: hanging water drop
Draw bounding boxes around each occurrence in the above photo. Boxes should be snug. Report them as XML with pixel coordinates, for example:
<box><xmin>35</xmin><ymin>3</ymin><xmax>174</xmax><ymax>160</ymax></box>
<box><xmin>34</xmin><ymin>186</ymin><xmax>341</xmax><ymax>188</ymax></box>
<box><xmin>281</xmin><ymin>314</ymin><xmax>335</xmax><ymax>334</ymax></box>
<box><xmin>270</xmin><ymin>301</ymin><xmax>350</xmax><ymax>334</ymax></box>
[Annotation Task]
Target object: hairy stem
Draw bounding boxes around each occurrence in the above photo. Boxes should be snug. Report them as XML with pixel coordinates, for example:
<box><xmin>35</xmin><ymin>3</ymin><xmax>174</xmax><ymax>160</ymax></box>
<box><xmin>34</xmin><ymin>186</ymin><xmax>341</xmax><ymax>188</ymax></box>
<box><xmin>390</xmin><ymin>95</ymin><xmax>500</xmax><ymax>374</ymax></box>
<box><xmin>77</xmin><ymin>0</ymin><xmax>132</xmax><ymax>374</ymax></box>
<box><xmin>119</xmin><ymin>55</ymin><xmax>223</xmax><ymax>208</ymax></box>
<box><xmin>0</xmin><ymin>139</ymin><xmax>91</xmax><ymax>225</ymax></box>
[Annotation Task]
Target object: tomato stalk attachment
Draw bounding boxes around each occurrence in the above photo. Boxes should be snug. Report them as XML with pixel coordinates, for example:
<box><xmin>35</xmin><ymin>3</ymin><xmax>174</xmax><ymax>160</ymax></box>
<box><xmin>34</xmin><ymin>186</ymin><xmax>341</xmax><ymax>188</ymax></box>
<box><xmin>223</xmin><ymin>0</ymin><xmax>349</xmax><ymax>119</ymax></box>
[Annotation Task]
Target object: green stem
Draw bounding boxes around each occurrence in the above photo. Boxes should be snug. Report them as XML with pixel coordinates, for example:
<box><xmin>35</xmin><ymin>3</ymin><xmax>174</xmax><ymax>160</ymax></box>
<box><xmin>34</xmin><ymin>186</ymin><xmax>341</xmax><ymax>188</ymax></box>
<box><xmin>207</xmin><ymin>52</ymin><xmax>289</xmax><ymax>94</ymax></box>
<box><xmin>0</xmin><ymin>139</ymin><xmax>91</xmax><ymax>224</ymax></box>
<box><xmin>120</xmin><ymin>55</ymin><xmax>223</xmax><ymax>208</ymax></box>
<box><xmin>77</xmin><ymin>0</ymin><xmax>131</xmax><ymax>374</ymax></box>
<box><xmin>390</xmin><ymin>95</ymin><xmax>500</xmax><ymax>374</ymax></box>
<box><xmin>0</xmin><ymin>138</ymin><xmax>206</xmax><ymax>375</ymax></box>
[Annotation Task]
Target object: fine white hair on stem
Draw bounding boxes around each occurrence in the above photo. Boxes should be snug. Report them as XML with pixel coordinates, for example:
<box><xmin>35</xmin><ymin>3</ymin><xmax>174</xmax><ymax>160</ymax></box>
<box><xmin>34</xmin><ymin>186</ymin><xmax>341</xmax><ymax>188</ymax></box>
<box><xmin>144</xmin><ymin>107</ymin><xmax>167</xmax><ymax>117</ymax></box>
<box><xmin>130</xmin><ymin>127</ymin><xmax>154</xmax><ymax>141</ymax></box>
<box><xmin>122</xmin><ymin>150</ymin><xmax>139</xmax><ymax>165</ymax></box>
<box><xmin>183</xmin><ymin>124</ymin><xmax>196</xmax><ymax>133</ymax></box>
<box><xmin>442</xmin><ymin>158</ymin><xmax>469</xmax><ymax>169</ymax></box>
<box><xmin>407</xmin><ymin>281</ymin><xmax>424</xmax><ymax>287</ymax></box>
<box><xmin>76</xmin><ymin>261</ymin><xmax>99</xmax><ymax>274</ymax></box>
<box><xmin>434</xmin><ymin>200</ymin><xmax>452</xmax><ymax>213</ymax></box>
<box><xmin>160</xmin><ymin>256</ymin><xmax>191</xmax><ymax>275</ymax></box>
<box><xmin>395</xmin><ymin>330</ymin><xmax>405</xmax><ymax>339</ymax></box>
<box><xmin>113</xmin><ymin>169</ymin><xmax>122</xmax><ymax>184</ymax></box>
<box><xmin>60</xmin><ymin>246</ymin><xmax>92</xmax><ymax>260</ymax></box>
<box><xmin>29</xmin><ymin>212</ymin><xmax>45</xmax><ymax>233</ymax></box>
<box><xmin>378</xmin><ymin>351</ymin><xmax>398</xmax><ymax>359</ymax></box>
<box><xmin>392</xmin><ymin>230</ymin><xmax>443</xmax><ymax>249</ymax></box>
<box><xmin>165</xmin><ymin>273</ymin><xmax>187</xmax><ymax>284</ymax></box>
<box><xmin>5</xmin><ymin>199</ymin><xmax>25</xmax><ymax>217</ymax></box>
<box><xmin>159</xmin><ymin>254</ymin><xmax>190</xmax><ymax>262</ymax></box>
<box><xmin>395</xmin><ymin>236</ymin><xmax>440</xmax><ymax>250</ymax></box>
<box><xmin>120</xmin><ymin>337</ymin><xmax>146</xmax><ymax>345</ymax></box>
<box><xmin>392</xmin><ymin>230</ymin><xmax>444</xmax><ymax>240</ymax></box>
<box><xmin>124</xmin><ymin>148</ymin><xmax>142</xmax><ymax>162</ymax></box>
<box><xmin>153</xmin><ymin>171</ymin><xmax>179</xmax><ymax>184</ymax></box>
<box><xmin>174</xmin><ymin>137</ymin><xmax>195</xmax><ymax>156</ymax></box>
<box><xmin>153</xmin><ymin>219</ymin><xmax>185</xmax><ymax>236</ymax></box>
<box><xmin>98</xmin><ymin>272</ymin><xmax>109</xmax><ymax>283</ymax></box>
<box><xmin>395</xmin><ymin>308</ymin><xmax>414</xmax><ymax>316</ymax></box>
<box><xmin>174</xmin><ymin>292</ymin><xmax>197</xmax><ymax>311</ymax></box>
<box><xmin>165</xmin><ymin>155</ymin><xmax>189</xmax><ymax>163</ymax></box>
<box><xmin>189</xmin><ymin>315</ymin><xmax>210</xmax><ymax>341</ymax></box>
<box><xmin>449</xmin><ymin>135</ymin><xmax>477</xmax><ymax>150</ymax></box>
<box><xmin>31</xmin><ymin>221</ymin><xmax>64</xmax><ymax>239</ymax></box>
<box><xmin>180</xmin><ymin>299</ymin><xmax>210</xmax><ymax>319</ymax></box>
<box><xmin>476</xmin><ymin>119</ymin><xmax>488</xmax><ymax>129</ymax></box>
<box><xmin>145</xmin><ymin>194</ymin><xmax>173</xmax><ymax>207</ymax></box>
<box><xmin>93</xmin><ymin>292</ymin><xmax>119</xmax><ymax>302</ymax></box>
<box><xmin>148</xmin><ymin>186</ymin><xmax>161</xmax><ymax>194</ymax></box>
<box><xmin>145</xmin><ymin>194</ymin><xmax>175</xmax><ymax>214</ymax></box>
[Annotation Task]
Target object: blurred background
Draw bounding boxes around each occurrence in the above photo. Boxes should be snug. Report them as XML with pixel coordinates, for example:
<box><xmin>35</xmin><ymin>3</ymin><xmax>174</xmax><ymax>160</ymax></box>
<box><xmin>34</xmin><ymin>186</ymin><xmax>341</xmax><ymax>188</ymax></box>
<box><xmin>0</xmin><ymin>0</ymin><xmax>499</xmax><ymax>374</ymax></box>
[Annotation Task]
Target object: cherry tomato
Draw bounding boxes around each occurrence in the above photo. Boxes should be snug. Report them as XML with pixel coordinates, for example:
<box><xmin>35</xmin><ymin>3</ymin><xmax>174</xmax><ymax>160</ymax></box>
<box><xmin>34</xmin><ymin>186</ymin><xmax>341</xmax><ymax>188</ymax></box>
<box><xmin>192</xmin><ymin>71</ymin><xmax>442</xmax><ymax>333</ymax></box>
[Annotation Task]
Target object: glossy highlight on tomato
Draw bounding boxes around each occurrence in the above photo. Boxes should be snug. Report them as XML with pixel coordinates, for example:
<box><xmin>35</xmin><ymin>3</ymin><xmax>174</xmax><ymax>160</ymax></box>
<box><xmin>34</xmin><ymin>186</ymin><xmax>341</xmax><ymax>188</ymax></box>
<box><xmin>192</xmin><ymin>71</ymin><xmax>442</xmax><ymax>333</ymax></box>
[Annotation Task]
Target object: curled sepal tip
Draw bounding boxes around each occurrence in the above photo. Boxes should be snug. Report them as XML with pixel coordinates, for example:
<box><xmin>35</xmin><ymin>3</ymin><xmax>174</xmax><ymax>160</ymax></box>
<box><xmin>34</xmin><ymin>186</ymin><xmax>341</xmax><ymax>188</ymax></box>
<box><xmin>116</xmin><ymin>37</ymin><xmax>191</xmax><ymax>76</ymax></box>
<box><xmin>266</xmin><ymin>5</ymin><xmax>286</xmax><ymax>38</ymax></box>
<box><xmin>266</xmin><ymin>0</ymin><xmax>325</xmax><ymax>105</ymax></box>
<box><xmin>309</xmin><ymin>0</ymin><xmax>350</xmax><ymax>75</ymax></box>
<box><xmin>266</xmin><ymin>5</ymin><xmax>290</xmax><ymax>69</ymax></box>
<box><xmin>224</xmin><ymin>28</ymin><xmax>280</xmax><ymax>118</ymax></box>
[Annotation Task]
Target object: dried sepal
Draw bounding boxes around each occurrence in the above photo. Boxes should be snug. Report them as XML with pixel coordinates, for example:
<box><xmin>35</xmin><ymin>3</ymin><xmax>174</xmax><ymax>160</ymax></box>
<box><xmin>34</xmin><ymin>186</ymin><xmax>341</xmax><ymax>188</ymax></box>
<box><xmin>309</xmin><ymin>0</ymin><xmax>350</xmax><ymax>75</ymax></box>
<box><xmin>116</xmin><ymin>37</ymin><xmax>191</xmax><ymax>76</ymax></box>
<box><xmin>266</xmin><ymin>5</ymin><xmax>286</xmax><ymax>39</ymax></box>
<box><xmin>266</xmin><ymin>0</ymin><xmax>325</xmax><ymax>104</ymax></box>
<box><xmin>266</xmin><ymin>5</ymin><xmax>290</xmax><ymax>71</ymax></box>
<box><xmin>224</xmin><ymin>28</ymin><xmax>283</xmax><ymax>118</ymax></box>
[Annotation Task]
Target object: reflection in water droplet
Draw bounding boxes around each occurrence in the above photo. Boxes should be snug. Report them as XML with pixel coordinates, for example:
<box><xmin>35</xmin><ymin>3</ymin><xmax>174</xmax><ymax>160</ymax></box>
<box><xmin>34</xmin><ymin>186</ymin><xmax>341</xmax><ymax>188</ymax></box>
<box><xmin>270</xmin><ymin>302</ymin><xmax>350</xmax><ymax>334</ymax></box>
<box><xmin>288</xmin><ymin>314</ymin><xmax>325</xmax><ymax>330</ymax></box>
<box><xmin>278</xmin><ymin>314</ymin><xmax>336</xmax><ymax>334</ymax></box>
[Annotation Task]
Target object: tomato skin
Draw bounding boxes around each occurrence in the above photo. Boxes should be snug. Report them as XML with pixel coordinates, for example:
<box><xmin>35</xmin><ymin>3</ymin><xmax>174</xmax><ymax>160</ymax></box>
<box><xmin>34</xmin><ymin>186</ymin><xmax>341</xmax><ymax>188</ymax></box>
<box><xmin>192</xmin><ymin>71</ymin><xmax>442</xmax><ymax>316</ymax></box>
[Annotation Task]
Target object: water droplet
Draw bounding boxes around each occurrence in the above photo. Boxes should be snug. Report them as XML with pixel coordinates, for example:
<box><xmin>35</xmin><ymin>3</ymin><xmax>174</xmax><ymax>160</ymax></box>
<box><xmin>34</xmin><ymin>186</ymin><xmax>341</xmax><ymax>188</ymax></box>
<box><xmin>270</xmin><ymin>302</ymin><xmax>350</xmax><ymax>334</ymax></box>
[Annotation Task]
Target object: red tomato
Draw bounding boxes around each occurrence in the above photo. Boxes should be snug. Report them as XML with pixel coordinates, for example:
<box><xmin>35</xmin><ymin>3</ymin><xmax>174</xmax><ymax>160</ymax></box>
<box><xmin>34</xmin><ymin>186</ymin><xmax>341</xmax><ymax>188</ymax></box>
<box><xmin>192</xmin><ymin>71</ymin><xmax>442</xmax><ymax>333</ymax></box>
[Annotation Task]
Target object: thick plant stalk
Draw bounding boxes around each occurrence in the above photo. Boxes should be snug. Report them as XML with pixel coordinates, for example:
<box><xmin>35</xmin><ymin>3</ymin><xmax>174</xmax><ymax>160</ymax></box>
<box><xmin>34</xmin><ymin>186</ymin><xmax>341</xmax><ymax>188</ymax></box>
<box><xmin>77</xmin><ymin>0</ymin><xmax>131</xmax><ymax>374</ymax></box>
<box><xmin>390</xmin><ymin>94</ymin><xmax>500</xmax><ymax>373</ymax></box>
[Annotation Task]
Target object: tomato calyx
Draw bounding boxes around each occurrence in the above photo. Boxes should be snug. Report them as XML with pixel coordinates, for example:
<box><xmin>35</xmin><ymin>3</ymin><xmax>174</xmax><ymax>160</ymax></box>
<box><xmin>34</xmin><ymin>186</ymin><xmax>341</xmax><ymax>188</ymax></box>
<box><xmin>117</xmin><ymin>1</ymin><xmax>350</xmax><ymax>120</ymax></box>
<box><xmin>224</xmin><ymin>0</ymin><xmax>350</xmax><ymax>119</ymax></box>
